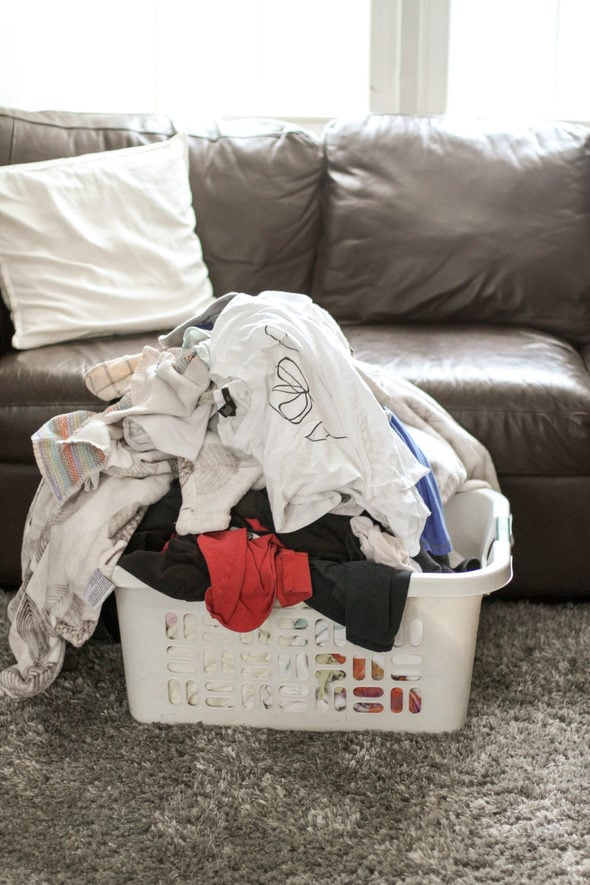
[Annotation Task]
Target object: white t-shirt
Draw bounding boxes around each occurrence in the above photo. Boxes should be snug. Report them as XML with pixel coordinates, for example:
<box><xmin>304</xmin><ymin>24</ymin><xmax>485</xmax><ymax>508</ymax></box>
<box><xmin>208</xmin><ymin>291</ymin><xmax>430</xmax><ymax>555</ymax></box>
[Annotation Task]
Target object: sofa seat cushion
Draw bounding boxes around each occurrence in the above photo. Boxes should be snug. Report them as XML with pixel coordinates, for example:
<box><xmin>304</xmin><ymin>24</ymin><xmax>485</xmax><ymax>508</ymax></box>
<box><xmin>345</xmin><ymin>323</ymin><xmax>590</xmax><ymax>477</ymax></box>
<box><xmin>0</xmin><ymin>333</ymin><xmax>162</xmax><ymax>461</ymax></box>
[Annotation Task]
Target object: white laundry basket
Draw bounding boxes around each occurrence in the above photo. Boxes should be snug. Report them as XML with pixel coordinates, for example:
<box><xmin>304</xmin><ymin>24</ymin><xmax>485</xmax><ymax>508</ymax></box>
<box><xmin>113</xmin><ymin>488</ymin><xmax>512</xmax><ymax>733</ymax></box>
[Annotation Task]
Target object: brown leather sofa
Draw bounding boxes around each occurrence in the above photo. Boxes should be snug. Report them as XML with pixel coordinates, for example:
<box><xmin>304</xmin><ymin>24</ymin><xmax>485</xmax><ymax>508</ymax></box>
<box><xmin>1</xmin><ymin>106</ymin><xmax>589</xmax><ymax>599</ymax></box>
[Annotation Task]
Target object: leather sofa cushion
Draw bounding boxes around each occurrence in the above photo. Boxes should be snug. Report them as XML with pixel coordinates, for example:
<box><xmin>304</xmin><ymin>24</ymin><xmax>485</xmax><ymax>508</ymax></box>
<box><xmin>312</xmin><ymin>114</ymin><xmax>590</xmax><ymax>346</ymax></box>
<box><xmin>345</xmin><ymin>324</ymin><xmax>590</xmax><ymax>477</ymax></box>
<box><xmin>185</xmin><ymin>119</ymin><xmax>323</xmax><ymax>298</ymax></box>
<box><xmin>0</xmin><ymin>106</ymin><xmax>174</xmax><ymax>165</ymax></box>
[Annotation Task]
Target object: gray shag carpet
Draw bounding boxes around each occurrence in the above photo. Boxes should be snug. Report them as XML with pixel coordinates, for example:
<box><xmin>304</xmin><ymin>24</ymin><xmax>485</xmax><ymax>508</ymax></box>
<box><xmin>0</xmin><ymin>590</ymin><xmax>589</xmax><ymax>885</ymax></box>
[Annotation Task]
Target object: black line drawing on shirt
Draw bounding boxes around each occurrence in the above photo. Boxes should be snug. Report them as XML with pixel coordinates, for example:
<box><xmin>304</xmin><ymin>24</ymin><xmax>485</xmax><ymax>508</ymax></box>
<box><xmin>264</xmin><ymin>325</ymin><xmax>299</xmax><ymax>351</ymax></box>
<box><xmin>305</xmin><ymin>421</ymin><xmax>347</xmax><ymax>442</ymax></box>
<box><xmin>269</xmin><ymin>357</ymin><xmax>348</xmax><ymax>441</ymax></box>
<box><xmin>269</xmin><ymin>357</ymin><xmax>313</xmax><ymax>423</ymax></box>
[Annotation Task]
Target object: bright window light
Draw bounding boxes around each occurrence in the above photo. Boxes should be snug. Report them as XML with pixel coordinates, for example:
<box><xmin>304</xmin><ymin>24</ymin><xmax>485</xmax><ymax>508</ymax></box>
<box><xmin>158</xmin><ymin>0</ymin><xmax>371</xmax><ymax>121</ymax></box>
<box><xmin>0</xmin><ymin>0</ymin><xmax>371</xmax><ymax>121</ymax></box>
<box><xmin>447</xmin><ymin>0</ymin><xmax>590</xmax><ymax>121</ymax></box>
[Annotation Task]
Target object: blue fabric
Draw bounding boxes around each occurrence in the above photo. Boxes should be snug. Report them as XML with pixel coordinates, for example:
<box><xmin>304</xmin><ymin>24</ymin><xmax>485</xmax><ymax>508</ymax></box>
<box><xmin>385</xmin><ymin>408</ymin><xmax>452</xmax><ymax>555</ymax></box>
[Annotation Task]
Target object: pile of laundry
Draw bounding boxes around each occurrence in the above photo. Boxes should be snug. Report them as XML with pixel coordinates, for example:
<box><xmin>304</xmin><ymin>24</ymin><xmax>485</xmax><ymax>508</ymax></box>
<box><xmin>0</xmin><ymin>291</ymin><xmax>499</xmax><ymax>699</ymax></box>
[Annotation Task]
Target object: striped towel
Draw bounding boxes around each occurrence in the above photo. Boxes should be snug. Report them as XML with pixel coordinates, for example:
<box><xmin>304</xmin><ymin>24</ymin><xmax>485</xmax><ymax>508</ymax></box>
<box><xmin>32</xmin><ymin>410</ymin><xmax>108</xmax><ymax>504</ymax></box>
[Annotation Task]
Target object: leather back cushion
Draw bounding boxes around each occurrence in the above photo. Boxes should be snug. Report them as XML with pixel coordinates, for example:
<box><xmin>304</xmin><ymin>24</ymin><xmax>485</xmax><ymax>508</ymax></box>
<box><xmin>312</xmin><ymin>115</ymin><xmax>590</xmax><ymax>345</ymax></box>
<box><xmin>0</xmin><ymin>107</ymin><xmax>175</xmax><ymax>165</ymax></box>
<box><xmin>184</xmin><ymin>118</ymin><xmax>323</xmax><ymax>297</ymax></box>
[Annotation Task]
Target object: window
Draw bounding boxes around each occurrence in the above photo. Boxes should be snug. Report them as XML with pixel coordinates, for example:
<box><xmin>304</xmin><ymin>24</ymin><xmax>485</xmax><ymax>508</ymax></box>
<box><xmin>1</xmin><ymin>0</ymin><xmax>450</xmax><ymax>130</ymax></box>
<box><xmin>1</xmin><ymin>0</ymin><xmax>371</xmax><ymax>127</ymax></box>
<box><xmin>1</xmin><ymin>0</ymin><xmax>588</xmax><ymax>126</ymax></box>
<box><xmin>156</xmin><ymin>0</ymin><xmax>371</xmax><ymax>122</ymax></box>
<box><xmin>447</xmin><ymin>0</ymin><xmax>590</xmax><ymax>122</ymax></box>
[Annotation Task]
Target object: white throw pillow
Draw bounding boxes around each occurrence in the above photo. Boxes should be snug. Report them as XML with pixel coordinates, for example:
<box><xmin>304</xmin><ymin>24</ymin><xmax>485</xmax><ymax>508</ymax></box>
<box><xmin>0</xmin><ymin>133</ymin><xmax>214</xmax><ymax>349</ymax></box>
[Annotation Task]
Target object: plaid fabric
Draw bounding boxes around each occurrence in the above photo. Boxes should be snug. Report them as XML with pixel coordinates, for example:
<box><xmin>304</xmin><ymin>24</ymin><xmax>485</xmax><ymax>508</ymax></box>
<box><xmin>84</xmin><ymin>352</ymin><xmax>142</xmax><ymax>401</ymax></box>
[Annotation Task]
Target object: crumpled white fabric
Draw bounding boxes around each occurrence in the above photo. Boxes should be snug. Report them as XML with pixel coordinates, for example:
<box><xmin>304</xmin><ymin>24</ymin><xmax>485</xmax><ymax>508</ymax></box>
<box><xmin>0</xmin><ymin>468</ymin><xmax>173</xmax><ymax>699</ymax></box>
<box><xmin>34</xmin><ymin>346</ymin><xmax>212</xmax><ymax>505</ymax></box>
<box><xmin>122</xmin><ymin>401</ymin><xmax>213</xmax><ymax>461</ymax></box>
<box><xmin>350</xmin><ymin>515</ymin><xmax>420</xmax><ymax>573</ymax></box>
<box><xmin>354</xmin><ymin>361</ymin><xmax>500</xmax><ymax>499</ymax></box>
<box><xmin>176</xmin><ymin>430</ymin><xmax>263</xmax><ymax>535</ymax></box>
<box><xmin>118</xmin><ymin>345</ymin><xmax>209</xmax><ymax>418</ymax></box>
<box><xmin>208</xmin><ymin>290</ymin><xmax>431</xmax><ymax>554</ymax></box>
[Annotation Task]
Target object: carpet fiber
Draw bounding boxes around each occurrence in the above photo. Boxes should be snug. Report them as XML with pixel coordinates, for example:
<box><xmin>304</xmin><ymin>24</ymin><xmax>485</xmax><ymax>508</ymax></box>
<box><xmin>1</xmin><ymin>591</ymin><xmax>589</xmax><ymax>885</ymax></box>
